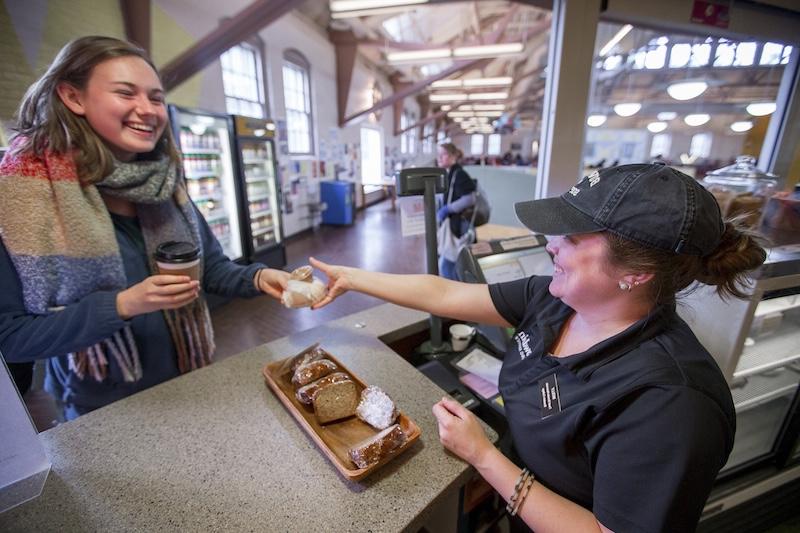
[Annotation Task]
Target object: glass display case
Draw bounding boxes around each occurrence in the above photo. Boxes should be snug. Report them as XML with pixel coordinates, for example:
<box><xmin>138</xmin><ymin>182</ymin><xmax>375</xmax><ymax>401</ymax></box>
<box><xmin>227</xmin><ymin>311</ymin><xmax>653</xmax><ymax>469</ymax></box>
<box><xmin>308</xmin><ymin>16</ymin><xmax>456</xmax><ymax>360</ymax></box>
<box><xmin>680</xmin><ymin>244</ymin><xmax>800</xmax><ymax>476</ymax></box>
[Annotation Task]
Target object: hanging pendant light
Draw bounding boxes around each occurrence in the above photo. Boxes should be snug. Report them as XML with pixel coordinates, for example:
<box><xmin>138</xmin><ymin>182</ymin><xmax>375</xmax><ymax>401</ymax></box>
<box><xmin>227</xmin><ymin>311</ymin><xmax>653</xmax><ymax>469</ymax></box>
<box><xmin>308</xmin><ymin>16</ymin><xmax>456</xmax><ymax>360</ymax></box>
<box><xmin>667</xmin><ymin>81</ymin><xmax>708</xmax><ymax>101</ymax></box>
<box><xmin>730</xmin><ymin>121</ymin><xmax>753</xmax><ymax>132</ymax></box>
<box><xmin>684</xmin><ymin>113</ymin><xmax>710</xmax><ymax>126</ymax></box>
<box><xmin>647</xmin><ymin>121</ymin><xmax>668</xmax><ymax>133</ymax></box>
<box><xmin>613</xmin><ymin>103</ymin><xmax>641</xmax><ymax>117</ymax></box>
<box><xmin>587</xmin><ymin>115</ymin><xmax>607</xmax><ymax>127</ymax></box>
<box><xmin>657</xmin><ymin>111</ymin><xmax>677</xmax><ymax>121</ymax></box>
<box><xmin>746</xmin><ymin>102</ymin><xmax>776</xmax><ymax>116</ymax></box>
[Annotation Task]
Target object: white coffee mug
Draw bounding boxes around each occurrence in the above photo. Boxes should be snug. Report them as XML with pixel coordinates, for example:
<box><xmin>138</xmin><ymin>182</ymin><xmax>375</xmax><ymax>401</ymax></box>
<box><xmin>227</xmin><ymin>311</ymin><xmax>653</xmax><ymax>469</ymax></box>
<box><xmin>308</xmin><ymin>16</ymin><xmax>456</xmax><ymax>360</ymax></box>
<box><xmin>449</xmin><ymin>324</ymin><xmax>476</xmax><ymax>351</ymax></box>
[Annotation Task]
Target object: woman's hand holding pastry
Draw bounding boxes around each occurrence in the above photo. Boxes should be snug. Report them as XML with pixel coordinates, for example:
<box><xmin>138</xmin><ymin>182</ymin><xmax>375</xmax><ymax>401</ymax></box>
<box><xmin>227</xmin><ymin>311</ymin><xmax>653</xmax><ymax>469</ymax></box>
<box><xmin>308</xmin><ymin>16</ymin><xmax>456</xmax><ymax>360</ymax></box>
<box><xmin>432</xmin><ymin>396</ymin><xmax>494</xmax><ymax>467</ymax></box>
<box><xmin>309</xmin><ymin>257</ymin><xmax>355</xmax><ymax>310</ymax></box>
<box><xmin>256</xmin><ymin>268</ymin><xmax>290</xmax><ymax>299</ymax></box>
<box><xmin>116</xmin><ymin>275</ymin><xmax>200</xmax><ymax>319</ymax></box>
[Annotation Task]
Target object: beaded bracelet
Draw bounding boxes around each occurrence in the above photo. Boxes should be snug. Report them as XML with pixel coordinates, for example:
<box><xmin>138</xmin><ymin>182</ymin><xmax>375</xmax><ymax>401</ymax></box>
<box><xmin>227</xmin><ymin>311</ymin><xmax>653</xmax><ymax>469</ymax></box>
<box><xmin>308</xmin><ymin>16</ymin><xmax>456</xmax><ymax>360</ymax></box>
<box><xmin>506</xmin><ymin>468</ymin><xmax>535</xmax><ymax>517</ymax></box>
<box><xmin>511</xmin><ymin>473</ymin><xmax>535</xmax><ymax>516</ymax></box>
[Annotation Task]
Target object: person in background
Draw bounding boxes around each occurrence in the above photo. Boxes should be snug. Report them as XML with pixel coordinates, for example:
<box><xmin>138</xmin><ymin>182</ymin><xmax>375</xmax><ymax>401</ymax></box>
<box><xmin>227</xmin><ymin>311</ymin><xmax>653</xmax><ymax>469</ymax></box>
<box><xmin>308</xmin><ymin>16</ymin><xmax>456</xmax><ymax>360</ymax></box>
<box><xmin>308</xmin><ymin>163</ymin><xmax>766</xmax><ymax>532</ymax></box>
<box><xmin>435</xmin><ymin>142</ymin><xmax>476</xmax><ymax>280</ymax></box>
<box><xmin>0</xmin><ymin>36</ymin><xmax>290</xmax><ymax>420</ymax></box>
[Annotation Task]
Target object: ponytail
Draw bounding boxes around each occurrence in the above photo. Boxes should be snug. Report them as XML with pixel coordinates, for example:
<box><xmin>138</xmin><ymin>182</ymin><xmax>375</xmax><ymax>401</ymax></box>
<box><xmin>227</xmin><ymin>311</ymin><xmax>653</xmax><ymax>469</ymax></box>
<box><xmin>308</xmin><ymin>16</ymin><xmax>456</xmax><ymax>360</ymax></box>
<box><xmin>605</xmin><ymin>217</ymin><xmax>767</xmax><ymax>305</ymax></box>
<box><xmin>697</xmin><ymin>218</ymin><xmax>768</xmax><ymax>300</ymax></box>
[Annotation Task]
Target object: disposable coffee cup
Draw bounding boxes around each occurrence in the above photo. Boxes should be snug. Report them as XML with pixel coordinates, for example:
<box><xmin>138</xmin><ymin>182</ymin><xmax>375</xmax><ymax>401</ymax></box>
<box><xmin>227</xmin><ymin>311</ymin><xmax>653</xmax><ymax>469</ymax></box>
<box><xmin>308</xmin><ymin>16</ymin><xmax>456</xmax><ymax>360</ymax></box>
<box><xmin>449</xmin><ymin>324</ymin><xmax>476</xmax><ymax>352</ymax></box>
<box><xmin>155</xmin><ymin>241</ymin><xmax>200</xmax><ymax>281</ymax></box>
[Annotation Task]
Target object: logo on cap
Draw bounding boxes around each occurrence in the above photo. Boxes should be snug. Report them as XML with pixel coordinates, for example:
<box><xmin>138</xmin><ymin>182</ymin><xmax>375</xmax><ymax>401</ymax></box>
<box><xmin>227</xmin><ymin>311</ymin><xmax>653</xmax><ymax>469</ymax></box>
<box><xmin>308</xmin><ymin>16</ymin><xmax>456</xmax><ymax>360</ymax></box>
<box><xmin>588</xmin><ymin>170</ymin><xmax>600</xmax><ymax>187</ymax></box>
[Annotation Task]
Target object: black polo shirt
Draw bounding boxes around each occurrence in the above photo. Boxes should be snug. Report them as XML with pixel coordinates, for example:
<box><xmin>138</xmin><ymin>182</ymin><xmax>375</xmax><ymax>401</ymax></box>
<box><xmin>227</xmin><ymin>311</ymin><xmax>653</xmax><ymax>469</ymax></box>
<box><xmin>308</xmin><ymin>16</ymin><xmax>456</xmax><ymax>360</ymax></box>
<box><xmin>489</xmin><ymin>276</ymin><xmax>735</xmax><ymax>533</ymax></box>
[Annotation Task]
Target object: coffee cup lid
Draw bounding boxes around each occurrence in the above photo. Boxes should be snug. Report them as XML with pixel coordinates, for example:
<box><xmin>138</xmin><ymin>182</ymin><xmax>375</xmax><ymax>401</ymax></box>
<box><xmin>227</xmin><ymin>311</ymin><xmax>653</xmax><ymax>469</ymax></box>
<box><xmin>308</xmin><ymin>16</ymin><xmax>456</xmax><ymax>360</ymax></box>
<box><xmin>155</xmin><ymin>241</ymin><xmax>199</xmax><ymax>262</ymax></box>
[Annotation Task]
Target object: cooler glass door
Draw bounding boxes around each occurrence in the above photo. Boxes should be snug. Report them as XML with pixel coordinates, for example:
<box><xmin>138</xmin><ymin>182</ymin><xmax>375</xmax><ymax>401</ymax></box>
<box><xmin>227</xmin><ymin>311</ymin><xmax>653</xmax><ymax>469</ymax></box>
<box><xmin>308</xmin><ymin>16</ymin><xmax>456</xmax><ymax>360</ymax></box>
<box><xmin>173</xmin><ymin>109</ymin><xmax>244</xmax><ymax>261</ymax></box>
<box><xmin>722</xmin><ymin>290</ymin><xmax>800</xmax><ymax>473</ymax></box>
<box><xmin>240</xmin><ymin>138</ymin><xmax>281</xmax><ymax>252</ymax></box>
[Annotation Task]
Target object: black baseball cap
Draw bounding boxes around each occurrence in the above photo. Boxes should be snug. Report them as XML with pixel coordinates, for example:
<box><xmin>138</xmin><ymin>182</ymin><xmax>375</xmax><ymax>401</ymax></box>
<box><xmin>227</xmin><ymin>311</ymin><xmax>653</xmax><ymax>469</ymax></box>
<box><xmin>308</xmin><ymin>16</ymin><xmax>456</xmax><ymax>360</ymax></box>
<box><xmin>514</xmin><ymin>163</ymin><xmax>724</xmax><ymax>256</ymax></box>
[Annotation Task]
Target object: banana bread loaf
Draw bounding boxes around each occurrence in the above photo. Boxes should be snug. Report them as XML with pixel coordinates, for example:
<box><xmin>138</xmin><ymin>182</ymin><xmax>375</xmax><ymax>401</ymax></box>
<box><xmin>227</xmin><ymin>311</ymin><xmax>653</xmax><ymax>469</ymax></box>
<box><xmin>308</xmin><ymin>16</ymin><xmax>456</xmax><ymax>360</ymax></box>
<box><xmin>312</xmin><ymin>379</ymin><xmax>359</xmax><ymax>424</ymax></box>
<box><xmin>349</xmin><ymin>424</ymin><xmax>408</xmax><ymax>469</ymax></box>
<box><xmin>295</xmin><ymin>372</ymin><xmax>352</xmax><ymax>405</ymax></box>
<box><xmin>292</xmin><ymin>359</ymin><xmax>338</xmax><ymax>387</ymax></box>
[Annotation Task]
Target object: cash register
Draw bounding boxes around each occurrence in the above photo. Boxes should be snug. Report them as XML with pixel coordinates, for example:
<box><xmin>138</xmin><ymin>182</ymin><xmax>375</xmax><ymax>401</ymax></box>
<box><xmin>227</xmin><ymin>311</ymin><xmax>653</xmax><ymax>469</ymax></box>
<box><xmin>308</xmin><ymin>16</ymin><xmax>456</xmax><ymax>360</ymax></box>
<box><xmin>457</xmin><ymin>234</ymin><xmax>553</xmax><ymax>353</ymax></box>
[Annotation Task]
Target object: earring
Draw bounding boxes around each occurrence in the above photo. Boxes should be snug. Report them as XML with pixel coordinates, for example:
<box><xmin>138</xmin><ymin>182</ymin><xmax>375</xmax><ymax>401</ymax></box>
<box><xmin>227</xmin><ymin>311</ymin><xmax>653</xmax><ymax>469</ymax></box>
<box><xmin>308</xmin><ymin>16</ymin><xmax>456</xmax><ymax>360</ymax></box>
<box><xmin>633</xmin><ymin>281</ymin><xmax>640</xmax><ymax>286</ymax></box>
<box><xmin>618</xmin><ymin>281</ymin><xmax>632</xmax><ymax>291</ymax></box>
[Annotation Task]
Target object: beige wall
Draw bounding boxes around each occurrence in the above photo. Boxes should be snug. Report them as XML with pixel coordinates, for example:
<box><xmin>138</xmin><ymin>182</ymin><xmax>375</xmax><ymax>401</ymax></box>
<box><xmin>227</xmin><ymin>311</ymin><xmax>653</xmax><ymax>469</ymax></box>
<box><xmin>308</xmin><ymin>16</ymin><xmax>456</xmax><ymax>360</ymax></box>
<box><xmin>0</xmin><ymin>0</ymin><xmax>201</xmax><ymax>128</ymax></box>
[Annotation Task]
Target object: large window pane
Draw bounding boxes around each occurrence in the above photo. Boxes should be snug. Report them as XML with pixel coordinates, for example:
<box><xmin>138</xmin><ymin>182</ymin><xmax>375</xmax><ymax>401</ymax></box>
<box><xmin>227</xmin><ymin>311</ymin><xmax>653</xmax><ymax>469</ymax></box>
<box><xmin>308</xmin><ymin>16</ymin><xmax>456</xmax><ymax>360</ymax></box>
<box><xmin>221</xmin><ymin>43</ymin><xmax>264</xmax><ymax>118</ymax></box>
<box><xmin>283</xmin><ymin>55</ymin><xmax>314</xmax><ymax>155</ymax></box>
<box><xmin>583</xmin><ymin>23</ymin><xmax>785</xmax><ymax>179</ymax></box>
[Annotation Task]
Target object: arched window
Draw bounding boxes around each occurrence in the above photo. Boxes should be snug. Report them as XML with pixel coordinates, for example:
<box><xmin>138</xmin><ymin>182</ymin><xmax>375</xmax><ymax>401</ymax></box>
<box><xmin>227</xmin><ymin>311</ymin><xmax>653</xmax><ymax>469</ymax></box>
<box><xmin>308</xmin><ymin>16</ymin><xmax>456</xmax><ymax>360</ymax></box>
<box><xmin>221</xmin><ymin>41</ymin><xmax>266</xmax><ymax>118</ymax></box>
<box><xmin>282</xmin><ymin>49</ymin><xmax>314</xmax><ymax>154</ymax></box>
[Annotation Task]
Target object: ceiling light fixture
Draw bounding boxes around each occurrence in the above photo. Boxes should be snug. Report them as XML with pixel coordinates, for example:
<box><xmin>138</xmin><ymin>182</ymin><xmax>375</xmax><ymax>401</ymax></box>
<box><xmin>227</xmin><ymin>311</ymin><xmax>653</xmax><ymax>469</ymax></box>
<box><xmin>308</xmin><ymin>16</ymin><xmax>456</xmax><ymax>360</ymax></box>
<box><xmin>440</xmin><ymin>105</ymin><xmax>451</xmax><ymax>111</ymax></box>
<box><xmin>647</xmin><ymin>121</ymin><xmax>668</xmax><ymax>133</ymax></box>
<box><xmin>684</xmin><ymin>113</ymin><xmax>710</xmax><ymax>126</ymax></box>
<box><xmin>586</xmin><ymin>114</ymin><xmax>607</xmax><ymax>127</ymax></box>
<box><xmin>599</xmin><ymin>24</ymin><xmax>633</xmax><ymax>57</ymax></box>
<box><xmin>613</xmin><ymin>103</ymin><xmax>641</xmax><ymax>117</ymax></box>
<box><xmin>468</xmin><ymin>91</ymin><xmax>508</xmax><ymax>100</ymax></box>
<box><xmin>657</xmin><ymin>111</ymin><xmax>677</xmax><ymax>121</ymax></box>
<box><xmin>430</xmin><ymin>93</ymin><xmax>468</xmax><ymax>102</ymax></box>
<box><xmin>330</xmin><ymin>0</ymin><xmax>428</xmax><ymax>18</ymax></box>
<box><xmin>453</xmin><ymin>43</ymin><xmax>523</xmax><ymax>58</ymax></box>
<box><xmin>746</xmin><ymin>102</ymin><xmax>776</xmax><ymax>116</ymax></box>
<box><xmin>387</xmin><ymin>48</ymin><xmax>451</xmax><ymax>62</ymax></box>
<box><xmin>471</xmin><ymin>104</ymin><xmax>505</xmax><ymax>111</ymax></box>
<box><xmin>463</xmin><ymin>77</ymin><xmax>513</xmax><ymax>87</ymax></box>
<box><xmin>431</xmin><ymin>79</ymin><xmax>462</xmax><ymax>88</ymax></box>
<box><xmin>666</xmin><ymin>81</ymin><xmax>708</xmax><ymax>101</ymax></box>
<box><xmin>730</xmin><ymin>121</ymin><xmax>754</xmax><ymax>132</ymax></box>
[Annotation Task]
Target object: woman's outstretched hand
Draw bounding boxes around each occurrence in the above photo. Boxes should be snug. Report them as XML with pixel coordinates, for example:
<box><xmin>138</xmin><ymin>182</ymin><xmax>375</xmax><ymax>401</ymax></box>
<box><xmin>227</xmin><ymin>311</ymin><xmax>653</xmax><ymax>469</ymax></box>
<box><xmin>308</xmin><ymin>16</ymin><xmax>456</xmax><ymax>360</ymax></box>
<box><xmin>432</xmin><ymin>396</ymin><xmax>494</xmax><ymax>466</ymax></box>
<box><xmin>309</xmin><ymin>256</ymin><xmax>354</xmax><ymax>310</ymax></box>
<box><xmin>256</xmin><ymin>268</ymin><xmax>290</xmax><ymax>300</ymax></box>
<box><xmin>116</xmin><ymin>275</ymin><xmax>200</xmax><ymax>319</ymax></box>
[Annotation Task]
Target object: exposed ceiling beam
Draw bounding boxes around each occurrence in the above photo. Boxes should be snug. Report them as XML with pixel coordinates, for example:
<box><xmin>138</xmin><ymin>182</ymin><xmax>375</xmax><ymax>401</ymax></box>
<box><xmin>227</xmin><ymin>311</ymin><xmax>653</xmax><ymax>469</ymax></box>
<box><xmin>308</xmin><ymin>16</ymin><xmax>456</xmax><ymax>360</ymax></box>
<box><xmin>161</xmin><ymin>0</ymin><xmax>299</xmax><ymax>92</ymax></box>
<box><xmin>330</xmin><ymin>29</ymin><xmax>359</xmax><ymax>127</ymax></box>
<box><xmin>341</xmin><ymin>4</ymin><xmax>519</xmax><ymax>127</ymax></box>
<box><xmin>120</xmin><ymin>0</ymin><xmax>151</xmax><ymax>55</ymax></box>
<box><xmin>341</xmin><ymin>58</ymin><xmax>491</xmax><ymax>126</ymax></box>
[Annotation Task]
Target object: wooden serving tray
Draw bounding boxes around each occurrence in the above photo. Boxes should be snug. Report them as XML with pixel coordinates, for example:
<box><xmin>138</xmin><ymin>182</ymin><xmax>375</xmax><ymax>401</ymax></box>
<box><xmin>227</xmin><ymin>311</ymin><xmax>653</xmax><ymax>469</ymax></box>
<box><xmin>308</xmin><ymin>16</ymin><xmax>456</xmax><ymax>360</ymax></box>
<box><xmin>262</xmin><ymin>344</ymin><xmax>422</xmax><ymax>481</ymax></box>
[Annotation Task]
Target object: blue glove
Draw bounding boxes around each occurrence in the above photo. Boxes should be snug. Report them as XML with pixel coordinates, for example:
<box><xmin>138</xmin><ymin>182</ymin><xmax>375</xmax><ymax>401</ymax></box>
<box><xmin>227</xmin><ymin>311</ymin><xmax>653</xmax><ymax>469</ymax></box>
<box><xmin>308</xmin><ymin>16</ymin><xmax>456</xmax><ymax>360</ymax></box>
<box><xmin>437</xmin><ymin>204</ymin><xmax>450</xmax><ymax>224</ymax></box>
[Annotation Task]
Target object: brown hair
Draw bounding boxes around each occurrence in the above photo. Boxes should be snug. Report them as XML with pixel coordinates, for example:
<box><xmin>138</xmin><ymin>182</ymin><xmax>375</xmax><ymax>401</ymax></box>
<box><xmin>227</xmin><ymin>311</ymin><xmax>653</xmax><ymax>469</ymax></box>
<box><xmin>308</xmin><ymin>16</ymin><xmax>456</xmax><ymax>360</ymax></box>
<box><xmin>439</xmin><ymin>142</ymin><xmax>463</xmax><ymax>163</ymax></box>
<box><xmin>11</xmin><ymin>35</ymin><xmax>180</xmax><ymax>184</ymax></box>
<box><xmin>605</xmin><ymin>217</ymin><xmax>767</xmax><ymax>305</ymax></box>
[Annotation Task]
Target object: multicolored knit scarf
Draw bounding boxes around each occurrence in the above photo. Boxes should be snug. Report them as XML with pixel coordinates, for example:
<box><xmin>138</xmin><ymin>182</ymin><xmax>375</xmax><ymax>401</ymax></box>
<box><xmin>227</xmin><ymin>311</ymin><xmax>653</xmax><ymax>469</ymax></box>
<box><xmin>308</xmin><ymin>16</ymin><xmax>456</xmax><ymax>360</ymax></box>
<box><xmin>0</xmin><ymin>139</ymin><xmax>214</xmax><ymax>382</ymax></box>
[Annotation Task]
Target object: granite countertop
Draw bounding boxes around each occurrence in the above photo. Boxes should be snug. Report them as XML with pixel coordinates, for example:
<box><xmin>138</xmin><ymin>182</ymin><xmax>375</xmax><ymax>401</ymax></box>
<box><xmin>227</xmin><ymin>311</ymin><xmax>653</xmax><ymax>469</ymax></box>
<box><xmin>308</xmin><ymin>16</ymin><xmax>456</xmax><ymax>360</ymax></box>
<box><xmin>1</xmin><ymin>304</ymin><xmax>497</xmax><ymax>532</ymax></box>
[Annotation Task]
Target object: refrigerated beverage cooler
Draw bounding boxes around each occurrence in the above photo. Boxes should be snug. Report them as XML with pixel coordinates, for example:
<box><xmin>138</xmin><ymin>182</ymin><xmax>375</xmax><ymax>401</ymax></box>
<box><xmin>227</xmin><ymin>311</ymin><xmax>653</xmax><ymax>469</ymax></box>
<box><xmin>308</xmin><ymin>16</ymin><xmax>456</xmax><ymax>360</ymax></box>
<box><xmin>231</xmin><ymin>115</ymin><xmax>285</xmax><ymax>268</ymax></box>
<box><xmin>169</xmin><ymin>105</ymin><xmax>245</xmax><ymax>262</ymax></box>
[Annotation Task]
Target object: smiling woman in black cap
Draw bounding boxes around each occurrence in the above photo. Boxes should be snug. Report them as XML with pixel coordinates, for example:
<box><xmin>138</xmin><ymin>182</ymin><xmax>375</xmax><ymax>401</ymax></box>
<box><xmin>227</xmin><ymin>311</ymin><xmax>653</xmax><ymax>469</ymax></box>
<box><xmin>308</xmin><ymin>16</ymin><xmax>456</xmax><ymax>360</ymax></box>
<box><xmin>310</xmin><ymin>163</ymin><xmax>766</xmax><ymax>533</ymax></box>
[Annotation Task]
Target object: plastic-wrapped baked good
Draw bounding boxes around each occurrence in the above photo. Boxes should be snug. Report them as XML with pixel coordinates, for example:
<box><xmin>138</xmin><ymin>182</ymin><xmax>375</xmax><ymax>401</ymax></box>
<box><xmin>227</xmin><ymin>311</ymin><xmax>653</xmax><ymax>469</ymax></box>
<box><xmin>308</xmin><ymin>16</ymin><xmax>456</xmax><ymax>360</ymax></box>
<box><xmin>295</xmin><ymin>372</ymin><xmax>352</xmax><ymax>405</ymax></box>
<box><xmin>349</xmin><ymin>424</ymin><xmax>407</xmax><ymax>469</ymax></box>
<box><xmin>292</xmin><ymin>359</ymin><xmax>338</xmax><ymax>387</ymax></box>
<box><xmin>286</xmin><ymin>345</ymin><xmax>325</xmax><ymax>375</ymax></box>
<box><xmin>281</xmin><ymin>265</ymin><xmax>327</xmax><ymax>308</ymax></box>
<box><xmin>356</xmin><ymin>386</ymin><xmax>399</xmax><ymax>430</ymax></box>
<box><xmin>313</xmin><ymin>380</ymin><xmax>359</xmax><ymax>424</ymax></box>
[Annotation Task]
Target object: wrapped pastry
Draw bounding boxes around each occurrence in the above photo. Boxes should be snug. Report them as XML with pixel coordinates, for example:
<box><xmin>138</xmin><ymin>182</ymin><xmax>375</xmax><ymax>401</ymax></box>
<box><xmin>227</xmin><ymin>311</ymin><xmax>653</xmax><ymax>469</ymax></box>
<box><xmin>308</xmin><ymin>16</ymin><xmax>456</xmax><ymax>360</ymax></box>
<box><xmin>292</xmin><ymin>359</ymin><xmax>338</xmax><ymax>387</ymax></box>
<box><xmin>349</xmin><ymin>424</ymin><xmax>407</xmax><ymax>469</ymax></box>
<box><xmin>356</xmin><ymin>386</ymin><xmax>399</xmax><ymax>430</ymax></box>
<box><xmin>295</xmin><ymin>372</ymin><xmax>352</xmax><ymax>405</ymax></box>
<box><xmin>313</xmin><ymin>379</ymin><xmax>359</xmax><ymax>424</ymax></box>
<box><xmin>288</xmin><ymin>345</ymin><xmax>325</xmax><ymax>374</ymax></box>
<box><xmin>281</xmin><ymin>265</ymin><xmax>327</xmax><ymax>308</ymax></box>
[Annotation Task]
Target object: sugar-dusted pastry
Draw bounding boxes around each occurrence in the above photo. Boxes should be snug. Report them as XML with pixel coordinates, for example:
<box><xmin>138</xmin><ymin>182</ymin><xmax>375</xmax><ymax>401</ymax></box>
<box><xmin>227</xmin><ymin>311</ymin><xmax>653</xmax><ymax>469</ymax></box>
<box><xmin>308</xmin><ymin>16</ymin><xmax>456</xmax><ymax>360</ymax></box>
<box><xmin>281</xmin><ymin>265</ymin><xmax>327</xmax><ymax>308</ymax></box>
<box><xmin>355</xmin><ymin>386</ymin><xmax>399</xmax><ymax>430</ymax></box>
